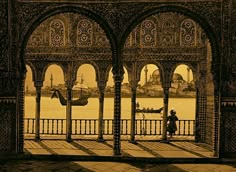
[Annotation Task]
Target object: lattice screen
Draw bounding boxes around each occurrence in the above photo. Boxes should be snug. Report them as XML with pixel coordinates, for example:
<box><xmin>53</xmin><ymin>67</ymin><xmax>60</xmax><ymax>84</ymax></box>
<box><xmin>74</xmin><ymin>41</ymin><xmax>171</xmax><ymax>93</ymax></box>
<box><xmin>224</xmin><ymin>110</ymin><xmax>236</xmax><ymax>153</ymax></box>
<box><xmin>206</xmin><ymin>96</ymin><xmax>214</xmax><ymax>146</ymax></box>
<box><xmin>197</xmin><ymin>95</ymin><xmax>207</xmax><ymax>142</ymax></box>
<box><xmin>0</xmin><ymin>108</ymin><xmax>11</xmax><ymax>152</ymax></box>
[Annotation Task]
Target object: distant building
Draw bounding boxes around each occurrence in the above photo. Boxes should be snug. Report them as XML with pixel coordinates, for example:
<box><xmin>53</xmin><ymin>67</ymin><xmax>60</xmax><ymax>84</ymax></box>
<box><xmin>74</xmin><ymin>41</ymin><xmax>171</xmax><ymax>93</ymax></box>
<box><xmin>143</xmin><ymin>69</ymin><xmax>195</xmax><ymax>97</ymax></box>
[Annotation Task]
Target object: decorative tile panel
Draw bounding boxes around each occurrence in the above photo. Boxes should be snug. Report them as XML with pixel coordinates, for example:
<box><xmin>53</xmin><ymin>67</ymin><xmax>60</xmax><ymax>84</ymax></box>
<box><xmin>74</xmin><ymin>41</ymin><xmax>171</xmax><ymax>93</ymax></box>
<box><xmin>0</xmin><ymin>102</ymin><xmax>15</xmax><ymax>152</ymax></box>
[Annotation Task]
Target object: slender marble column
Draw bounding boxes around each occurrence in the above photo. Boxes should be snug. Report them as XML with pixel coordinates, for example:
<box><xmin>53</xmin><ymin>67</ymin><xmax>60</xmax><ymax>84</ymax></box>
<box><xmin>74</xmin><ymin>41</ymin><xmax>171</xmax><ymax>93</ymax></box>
<box><xmin>130</xmin><ymin>85</ymin><xmax>137</xmax><ymax>143</ymax></box>
<box><xmin>113</xmin><ymin>74</ymin><xmax>123</xmax><ymax>155</ymax></box>
<box><xmin>195</xmin><ymin>86</ymin><xmax>200</xmax><ymax>143</ymax></box>
<box><xmin>66</xmin><ymin>88</ymin><xmax>72</xmax><ymax>142</ymax></box>
<box><xmin>161</xmin><ymin>87</ymin><xmax>169</xmax><ymax>142</ymax></box>
<box><xmin>35</xmin><ymin>85</ymin><xmax>42</xmax><ymax>141</ymax></box>
<box><xmin>98</xmin><ymin>89</ymin><xmax>105</xmax><ymax>142</ymax></box>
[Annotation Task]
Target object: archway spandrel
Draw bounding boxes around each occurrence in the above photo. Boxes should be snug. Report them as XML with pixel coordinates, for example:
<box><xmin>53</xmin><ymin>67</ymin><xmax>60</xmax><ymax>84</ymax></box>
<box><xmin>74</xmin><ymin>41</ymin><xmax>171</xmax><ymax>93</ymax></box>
<box><xmin>87</xmin><ymin>3</ymin><xmax>145</xmax><ymax>35</ymax></box>
<box><xmin>26</xmin><ymin>13</ymin><xmax>112</xmax><ymax>54</ymax></box>
<box><xmin>183</xmin><ymin>2</ymin><xmax>221</xmax><ymax>35</ymax></box>
<box><xmin>16</xmin><ymin>3</ymin><xmax>54</xmax><ymax>36</ymax></box>
<box><xmin>89</xmin><ymin>2</ymin><xmax>221</xmax><ymax>40</ymax></box>
<box><xmin>18</xmin><ymin>4</ymin><xmax>116</xmax><ymax>66</ymax></box>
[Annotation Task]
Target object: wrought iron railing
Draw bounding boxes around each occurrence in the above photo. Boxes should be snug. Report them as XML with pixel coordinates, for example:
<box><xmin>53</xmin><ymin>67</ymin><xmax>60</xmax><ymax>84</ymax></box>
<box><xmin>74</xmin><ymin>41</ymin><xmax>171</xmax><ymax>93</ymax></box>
<box><xmin>24</xmin><ymin>118</ymin><xmax>195</xmax><ymax>136</ymax></box>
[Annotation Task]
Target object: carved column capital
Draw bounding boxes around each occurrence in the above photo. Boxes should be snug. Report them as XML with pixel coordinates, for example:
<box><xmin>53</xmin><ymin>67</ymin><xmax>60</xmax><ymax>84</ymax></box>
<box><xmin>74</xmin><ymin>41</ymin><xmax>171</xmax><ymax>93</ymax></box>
<box><xmin>112</xmin><ymin>72</ymin><xmax>124</xmax><ymax>83</ymax></box>
<box><xmin>112</xmin><ymin>63</ymin><xmax>124</xmax><ymax>82</ymax></box>
<box><xmin>97</xmin><ymin>80</ymin><xmax>107</xmax><ymax>93</ymax></box>
<box><xmin>129</xmin><ymin>79</ymin><xmax>139</xmax><ymax>90</ymax></box>
<box><xmin>65</xmin><ymin>62</ymin><xmax>76</xmax><ymax>89</ymax></box>
<box><xmin>161</xmin><ymin>81</ymin><xmax>171</xmax><ymax>90</ymax></box>
<box><xmin>160</xmin><ymin>62</ymin><xmax>173</xmax><ymax>89</ymax></box>
<box><xmin>65</xmin><ymin>80</ymin><xmax>76</xmax><ymax>89</ymax></box>
<box><xmin>34</xmin><ymin>80</ymin><xmax>43</xmax><ymax>88</ymax></box>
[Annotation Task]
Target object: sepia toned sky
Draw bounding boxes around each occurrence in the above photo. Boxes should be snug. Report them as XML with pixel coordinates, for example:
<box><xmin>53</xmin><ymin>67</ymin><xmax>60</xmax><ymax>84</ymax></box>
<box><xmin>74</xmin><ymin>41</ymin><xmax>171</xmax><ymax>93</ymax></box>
<box><xmin>25</xmin><ymin>64</ymin><xmax>193</xmax><ymax>91</ymax></box>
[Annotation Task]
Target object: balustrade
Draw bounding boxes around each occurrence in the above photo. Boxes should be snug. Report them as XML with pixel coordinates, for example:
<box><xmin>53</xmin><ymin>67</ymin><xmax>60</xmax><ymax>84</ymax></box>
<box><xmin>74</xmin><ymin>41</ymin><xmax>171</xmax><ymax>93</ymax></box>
<box><xmin>24</xmin><ymin>118</ymin><xmax>195</xmax><ymax>136</ymax></box>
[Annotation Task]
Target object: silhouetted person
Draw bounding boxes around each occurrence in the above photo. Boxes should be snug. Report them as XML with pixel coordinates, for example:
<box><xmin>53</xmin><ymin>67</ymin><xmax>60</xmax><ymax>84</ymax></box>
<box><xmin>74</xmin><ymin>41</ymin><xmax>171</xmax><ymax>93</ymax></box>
<box><xmin>167</xmin><ymin>109</ymin><xmax>178</xmax><ymax>137</ymax></box>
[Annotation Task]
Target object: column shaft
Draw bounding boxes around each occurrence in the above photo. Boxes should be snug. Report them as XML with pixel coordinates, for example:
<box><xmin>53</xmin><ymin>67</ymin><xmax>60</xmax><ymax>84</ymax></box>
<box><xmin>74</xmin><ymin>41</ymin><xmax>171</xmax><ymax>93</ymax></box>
<box><xmin>66</xmin><ymin>88</ymin><xmax>72</xmax><ymax>142</ymax></box>
<box><xmin>35</xmin><ymin>86</ymin><xmax>41</xmax><ymax>141</ymax></box>
<box><xmin>130</xmin><ymin>88</ymin><xmax>136</xmax><ymax>143</ymax></box>
<box><xmin>113</xmin><ymin>78</ymin><xmax>122</xmax><ymax>155</ymax></box>
<box><xmin>162</xmin><ymin>87</ymin><xmax>169</xmax><ymax>141</ymax></box>
<box><xmin>98</xmin><ymin>91</ymin><xmax>105</xmax><ymax>142</ymax></box>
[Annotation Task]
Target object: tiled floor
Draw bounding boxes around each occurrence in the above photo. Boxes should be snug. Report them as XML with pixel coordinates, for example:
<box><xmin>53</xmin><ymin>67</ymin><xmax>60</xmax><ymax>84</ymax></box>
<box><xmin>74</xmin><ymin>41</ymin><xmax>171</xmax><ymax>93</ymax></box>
<box><xmin>24</xmin><ymin>140</ymin><xmax>213</xmax><ymax>158</ymax></box>
<box><xmin>0</xmin><ymin>139</ymin><xmax>236</xmax><ymax>171</ymax></box>
<box><xmin>0</xmin><ymin>160</ymin><xmax>236</xmax><ymax>172</ymax></box>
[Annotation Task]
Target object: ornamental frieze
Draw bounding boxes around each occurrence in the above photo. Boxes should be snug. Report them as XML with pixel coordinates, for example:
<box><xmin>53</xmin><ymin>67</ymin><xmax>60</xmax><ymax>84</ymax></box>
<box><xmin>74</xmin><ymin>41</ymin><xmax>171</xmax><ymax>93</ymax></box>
<box><xmin>26</xmin><ymin>47</ymin><xmax>112</xmax><ymax>54</ymax></box>
<box><xmin>0</xmin><ymin>97</ymin><xmax>16</xmax><ymax>104</ymax></box>
<box><xmin>26</xmin><ymin>47</ymin><xmax>203</xmax><ymax>57</ymax></box>
<box><xmin>25</xmin><ymin>53</ymin><xmax>112</xmax><ymax>61</ymax></box>
<box><xmin>123</xmin><ymin>47</ymin><xmax>205</xmax><ymax>56</ymax></box>
<box><xmin>123</xmin><ymin>54</ymin><xmax>202</xmax><ymax>62</ymax></box>
<box><xmin>222</xmin><ymin>97</ymin><xmax>236</xmax><ymax>107</ymax></box>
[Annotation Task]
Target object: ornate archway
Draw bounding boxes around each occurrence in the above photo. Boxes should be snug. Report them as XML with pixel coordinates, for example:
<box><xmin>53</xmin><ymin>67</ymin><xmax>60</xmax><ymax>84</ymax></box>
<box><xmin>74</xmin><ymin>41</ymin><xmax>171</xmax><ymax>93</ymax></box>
<box><xmin>13</xmin><ymin>2</ymin><xmax>224</xmax><ymax>157</ymax></box>
<box><xmin>122</xmin><ymin>10</ymin><xmax>219</xmax><ymax>156</ymax></box>
<box><xmin>21</xmin><ymin>10</ymin><xmax>114</xmax><ymax>149</ymax></box>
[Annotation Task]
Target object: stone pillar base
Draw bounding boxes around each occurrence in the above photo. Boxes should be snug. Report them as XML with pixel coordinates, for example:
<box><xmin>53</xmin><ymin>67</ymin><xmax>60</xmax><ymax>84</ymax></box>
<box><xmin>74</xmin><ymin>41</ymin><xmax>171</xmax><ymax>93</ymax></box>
<box><xmin>34</xmin><ymin>137</ymin><xmax>41</xmax><ymax>142</ymax></box>
<box><xmin>129</xmin><ymin>140</ymin><xmax>137</xmax><ymax>144</ymax></box>
<box><xmin>160</xmin><ymin>139</ymin><xmax>169</xmax><ymax>144</ymax></box>
<box><xmin>113</xmin><ymin>151</ymin><xmax>122</xmax><ymax>156</ymax></box>
<box><xmin>66</xmin><ymin>137</ymin><xmax>73</xmax><ymax>143</ymax></box>
<box><xmin>97</xmin><ymin>137</ymin><xmax>105</xmax><ymax>142</ymax></box>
